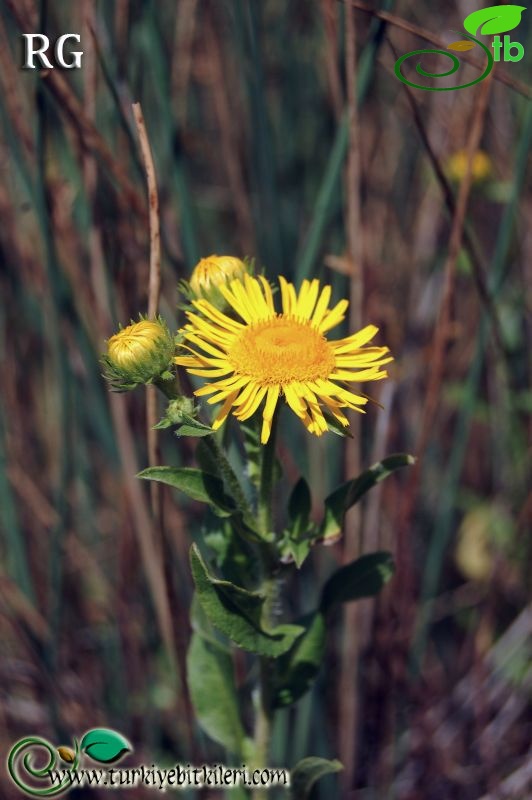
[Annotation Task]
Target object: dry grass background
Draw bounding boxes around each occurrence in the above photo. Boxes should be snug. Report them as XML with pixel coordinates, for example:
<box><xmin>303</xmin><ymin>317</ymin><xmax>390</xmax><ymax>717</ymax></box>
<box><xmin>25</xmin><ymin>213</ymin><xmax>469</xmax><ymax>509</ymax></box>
<box><xmin>0</xmin><ymin>1</ymin><xmax>531</xmax><ymax>798</ymax></box>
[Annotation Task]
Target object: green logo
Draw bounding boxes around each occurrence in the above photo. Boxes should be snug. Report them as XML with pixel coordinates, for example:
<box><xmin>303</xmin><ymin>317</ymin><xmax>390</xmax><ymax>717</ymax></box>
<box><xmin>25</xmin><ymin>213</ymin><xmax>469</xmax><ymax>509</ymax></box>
<box><xmin>395</xmin><ymin>4</ymin><xmax>526</xmax><ymax>91</ymax></box>
<box><xmin>7</xmin><ymin>729</ymin><xmax>132</xmax><ymax>796</ymax></box>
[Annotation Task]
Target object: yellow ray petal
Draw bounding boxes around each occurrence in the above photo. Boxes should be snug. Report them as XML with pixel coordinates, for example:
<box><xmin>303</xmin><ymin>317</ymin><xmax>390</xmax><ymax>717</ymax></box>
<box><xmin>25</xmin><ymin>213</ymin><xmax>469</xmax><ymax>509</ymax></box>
<box><xmin>258</xmin><ymin>276</ymin><xmax>275</xmax><ymax>312</ymax></box>
<box><xmin>333</xmin><ymin>325</ymin><xmax>379</xmax><ymax>352</ymax></box>
<box><xmin>311</xmin><ymin>284</ymin><xmax>332</xmax><ymax>327</ymax></box>
<box><xmin>263</xmin><ymin>384</ymin><xmax>280</xmax><ymax>421</ymax></box>
<box><xmin>184</xmin><ymin>333</ymin><xmax>228</xmax><ymax>360</ymax></box>
<box><xmin>318</xmin><ymin>299</ymin><xmax>349</xmax><ymax>333</ymax></box>
<box><xmin>283</xmin><ymin>383</ymin><xmax>306</xmax><ymax>418</ymax></box>
<box><xmin>193</xmin><ymin>299</ymin><xmax>244</xmax><ymax>331</ymax></box>
<box><xmin>331</xmin><ymin>368</ymin><xmax>388</xmax><ymax>382</ymax></box>
<box><xmin>212</xmin><ymin>391</ymin><xmax>240</xmax><ymax>430</ymax></box>
<box><xmin>218</xmin><ymin>283</ymin><xmax>253</xmax><ymax>323</ymax></box>
<box><xmin>235</xmin><ymin>385</ymin><xmax>268</xmax><ymax>421</ymax></box>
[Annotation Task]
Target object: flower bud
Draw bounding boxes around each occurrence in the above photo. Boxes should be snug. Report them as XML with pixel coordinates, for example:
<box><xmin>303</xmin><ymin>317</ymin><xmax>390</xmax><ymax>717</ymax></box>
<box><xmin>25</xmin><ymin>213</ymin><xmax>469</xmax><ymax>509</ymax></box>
<box><xmin>189</xmin><ymin>255</ymin><xmax>248</xmax><ymax>309</ymax></box>
<box><xmin>103</xmin><ymin>317</ymin><xmax>175</xmax><ymax>391</ymax></box>
<box><xmin>446</xmin><ymin>149</ymin><xmax>492</xmax><ymax>184</ymax></box>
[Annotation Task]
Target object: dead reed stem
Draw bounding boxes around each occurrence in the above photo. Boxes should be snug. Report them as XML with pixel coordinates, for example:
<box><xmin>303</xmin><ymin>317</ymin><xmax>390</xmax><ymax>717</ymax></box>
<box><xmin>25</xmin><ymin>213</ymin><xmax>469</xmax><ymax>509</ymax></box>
<box><xmin>132</xmin><ymin>101</ymin><xmax>162</xmax><ymax>525</ymax></box>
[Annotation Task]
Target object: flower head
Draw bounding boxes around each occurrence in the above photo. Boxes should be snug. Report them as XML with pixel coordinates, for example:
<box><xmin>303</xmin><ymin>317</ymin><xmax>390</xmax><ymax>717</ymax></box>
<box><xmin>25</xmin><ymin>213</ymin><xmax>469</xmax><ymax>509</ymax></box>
<box><xmin>446</xmin><ymin>148</ymin><xmax>492</xmax><ymax>183</ymax></box>
<box><xmin>103</xmin><ymin>317</ymin><xmax>175</xmax><ymax>391</ymax></box>
<box><xmin>189</xmin><ymin>255</ymin><xmax>248</xmax><ymax>309</ymax></box>
<box><xmin>175</xmin><ymin>274</ymin><xmax>392</xmax><ymax>443</ymax></box>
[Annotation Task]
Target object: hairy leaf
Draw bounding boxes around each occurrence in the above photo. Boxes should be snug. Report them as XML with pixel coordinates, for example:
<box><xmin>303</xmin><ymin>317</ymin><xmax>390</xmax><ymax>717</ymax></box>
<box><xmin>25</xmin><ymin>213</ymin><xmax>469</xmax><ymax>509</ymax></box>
<box><xmin>187</xmin><ymin>631</ymin><xmax>250</xmax><ymax>755</ymax></box>
<box><xmin>175</xmin><ymin>414</ymin><xmax>214</xmax><ymax>438</ymax></box>
<box><xmin>190</xmin><ymin>545</ymin><xmax>303</xmax><ymax>656</ymax></box>
<box><xmin>321</xmin><ymin>454</ymin><xmax>414</xmax><ymax>541</ymax></box>
<box><xmin>273</xmin><ymin>612</ymin><xmax>326</xmax><ymax>708</ymax></box>
<box><xmin>291</xmin><ymin>757</ymin><xmax>343</xmax><ymax>798</ymax></box>
<box><xmin>321</xmin><ymin>552</ymin><xmax>394</xmax><ymax>612</ymax></box>
<box><xmin>138</xmin><ymin>466</ymin><xmax>236</xmax><ymax>516</ymax></box>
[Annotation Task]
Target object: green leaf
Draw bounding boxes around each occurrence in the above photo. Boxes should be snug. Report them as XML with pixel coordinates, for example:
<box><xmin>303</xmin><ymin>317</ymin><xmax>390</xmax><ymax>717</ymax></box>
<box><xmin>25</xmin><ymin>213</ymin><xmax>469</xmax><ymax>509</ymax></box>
<box><xmin>187</xmin><ymin>631</ymin><xmax>250</xmax><ymax>755</ymax></box>
<box><xmin>196</xmin><ymin>439</ymin><xmax>221</xmax><ymax>476</ymax></box>
<box><xmin>175</xmin><ymin>414</ymin><xmax>214</xmax><ymax>438</ymax></box>
<box><xmin>323</xmin><ymin>410</ymin><xmax>353</xmax><ymax>438</ymax></box>
<box><xmin>280</xmin><ymin>537</ymin><xmax>313</xmax><ymax>569</ymax></box>
<box><xmin>138</xmin><ymin>467</ymin><xmax>236</xmax><ymax>516</ymax></box>
<box><xmin>320</xmin><ymin>552</ymin><xmax>395</xmax><ymax>612</ymax></box>
<box><xmin>153</xmin><ymin>416</ymin><xmax>173</xmax><ymax>430</ymax></box>
<box><xmin>320</xmin><ymin>454</ymin><xmax>414</xmax><ymax>542</ymax></box>
<box><xmin>290</xmin><ymin>757</ymin><xmax>343</xmax><ymax>798</ymax></box>
<box><xmin>80</xmin><ymin>729</ymin><xmax>132</xmax><ymax>764</ymax></box>
<box><xmin>463</xmin><ymin>5</ymin><xmax>526</xmax><ymax>36</ymax></box>
<box><xmin>280</xmin><ymin>478</ymin><xmax>316</xmax><ymax>567</ymax></box>
<box><xmin>273</xmin><ymin>612</ymin><xmax>326</xmax><ymax>708</ymax></box>
<box><xmin>190</xmin><ymin>545</ymin><xmax>304</xmax><ymax>656</ymax></box>
<box><xmin>288</xmin><ymin>477</ymin><xmax>311</xmax><ymax>533</ymax></box>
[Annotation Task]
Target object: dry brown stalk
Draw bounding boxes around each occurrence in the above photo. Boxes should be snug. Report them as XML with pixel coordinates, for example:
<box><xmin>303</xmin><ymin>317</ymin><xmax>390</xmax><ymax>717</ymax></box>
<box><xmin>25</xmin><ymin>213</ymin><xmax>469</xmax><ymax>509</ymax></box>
<box><xmin>131</xmin><ymin>102</ymin><xmax>163</xmax><ymax>525</ymax></box>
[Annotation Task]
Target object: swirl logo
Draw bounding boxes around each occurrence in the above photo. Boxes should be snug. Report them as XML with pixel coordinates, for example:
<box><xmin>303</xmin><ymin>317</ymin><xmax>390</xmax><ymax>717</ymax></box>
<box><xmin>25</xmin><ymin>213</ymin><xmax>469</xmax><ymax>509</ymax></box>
<box><xmin>394</xmin><ymin>5</ymin><xmax>526</xmax><ymax>91</ymax></box>
<box><xmin>7</xmin><ymin>737</ymin><xmax>80</xmax><ymax>797</ymax></box>
<box><xmin>7</xmin><ymin>729</ymin><xmax>132</xmax><ymax>796</ymax></box>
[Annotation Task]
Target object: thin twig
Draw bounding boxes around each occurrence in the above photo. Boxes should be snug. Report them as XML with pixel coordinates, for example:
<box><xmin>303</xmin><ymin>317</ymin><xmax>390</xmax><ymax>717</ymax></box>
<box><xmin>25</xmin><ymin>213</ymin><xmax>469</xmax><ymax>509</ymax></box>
<box><xmin>132</xmin><ymin>103</ymin><xmax>161</xmax><ymax>318</ymax></box>
<box><xmin>132</xmin><ymin>102</ymin><xmax>162</xmax><ymax>525</ymax></box>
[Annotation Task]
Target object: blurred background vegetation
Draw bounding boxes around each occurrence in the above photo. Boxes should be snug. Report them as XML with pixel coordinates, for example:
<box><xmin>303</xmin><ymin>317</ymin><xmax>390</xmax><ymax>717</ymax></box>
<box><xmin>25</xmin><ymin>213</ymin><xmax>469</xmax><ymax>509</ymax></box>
<box><xmin>0</xmin><ymin>1</ymin><xmax>530</xmax><ymax>798</ymax></box>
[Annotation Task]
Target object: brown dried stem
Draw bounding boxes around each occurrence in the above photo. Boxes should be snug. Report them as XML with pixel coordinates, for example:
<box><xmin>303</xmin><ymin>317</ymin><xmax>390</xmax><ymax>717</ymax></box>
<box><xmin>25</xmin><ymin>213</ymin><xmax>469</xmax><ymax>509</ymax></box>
<box><xmin>132</xmin><ymin>102</ymin><xmax>162</xmax><ymax>525</ymax></box>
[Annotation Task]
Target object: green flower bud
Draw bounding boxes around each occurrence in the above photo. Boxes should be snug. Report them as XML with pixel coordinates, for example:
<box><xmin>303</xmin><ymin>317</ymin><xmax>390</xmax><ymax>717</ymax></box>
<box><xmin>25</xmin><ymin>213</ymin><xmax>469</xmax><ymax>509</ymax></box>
<box><xmin>188</xmin><ymin>255</ymin><xmax>249</xmax><ymax>310</ymax></box>
<box><xmin>102</xmin><ymin>317</ymin><xmax>175</xmax><ymax>391</ymax></box>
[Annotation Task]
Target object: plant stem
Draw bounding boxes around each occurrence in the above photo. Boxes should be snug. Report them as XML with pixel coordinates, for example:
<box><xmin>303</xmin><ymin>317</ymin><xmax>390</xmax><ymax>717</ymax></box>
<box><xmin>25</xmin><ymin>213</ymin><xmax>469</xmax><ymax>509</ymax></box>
<box><xmin>253</xmin><ymin>655</ymin><xmax>273</xmax><ymax>798</ymax></box>
<box><xmin>204</xmin><ymin>434</ymin><xmax>254</xmax><ymax>522</ymax></box>
<box><xmin>257</xmin><ymin>410</ymin><xmax>279</xmax><ymax>538</ymax></box>
<box><xmin>253</xmin><ymin>412</ymin><xmax>279</xmax><ymax>795</ymax></box>
<box><xmin>154</xmin><ymin>373</ymin><xmax>182</xmax><ymax>400</ymax></box>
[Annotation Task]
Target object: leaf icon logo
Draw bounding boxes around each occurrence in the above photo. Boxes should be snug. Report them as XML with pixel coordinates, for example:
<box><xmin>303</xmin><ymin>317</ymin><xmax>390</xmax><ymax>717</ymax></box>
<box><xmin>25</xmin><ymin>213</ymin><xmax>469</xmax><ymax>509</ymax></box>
<box><xmin>80</xmin><ymin>729</ymin><xmax>132</xmax><ymax>764</ymax></box>
<box><xmin>463</xmin><ymin>5</ymin><xmax>526</xmax><ymax>36</ymax></box>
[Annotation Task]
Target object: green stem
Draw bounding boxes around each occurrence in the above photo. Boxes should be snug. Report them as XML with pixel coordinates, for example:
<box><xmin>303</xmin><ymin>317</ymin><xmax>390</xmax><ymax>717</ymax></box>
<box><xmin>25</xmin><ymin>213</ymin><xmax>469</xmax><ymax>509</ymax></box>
<box><xmin>253</xmin><ymin>655</ymin><xmax>273</xmax><ymax>797</ymax></box>
<box><xmin>257</xmin><ymin>410</ymin><xmax>279</xmax><ymax>538</ymax></box>
<box><xmin>252</xmin><ymin>413</ymin><xmax>280</xmax><ymax>794</ymax></box>
<box><xmin>154</xmin><ymin>373</ymin><xmax>182</xmax><ymax>400</ymax></box>
<box><xmin>204</xmin><ymin>435</ymin><xmax>254</xmax><ymax>523</ymax></box>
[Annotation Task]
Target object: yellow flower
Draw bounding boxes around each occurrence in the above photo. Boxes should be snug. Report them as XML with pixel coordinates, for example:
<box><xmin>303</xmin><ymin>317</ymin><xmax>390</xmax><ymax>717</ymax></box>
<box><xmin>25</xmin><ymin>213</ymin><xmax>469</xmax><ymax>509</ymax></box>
<box><xmin>104</xmin><ymin>318</ymin><xmax>175</xmax><ymax>390</ymax></box>
<box><xmin>446</xmin><ymin>149</ymin><xmax>492</xmax><ymax>183</ymax></box>
<box><xmin>175</xmin><ymin>274</ymin><xmax>392</xmax><ymax>443</ymax></box>
<box><xmin>189</xmin><ymin>255</ymin><xmax>248</xmax><ymax>306</ymax></box>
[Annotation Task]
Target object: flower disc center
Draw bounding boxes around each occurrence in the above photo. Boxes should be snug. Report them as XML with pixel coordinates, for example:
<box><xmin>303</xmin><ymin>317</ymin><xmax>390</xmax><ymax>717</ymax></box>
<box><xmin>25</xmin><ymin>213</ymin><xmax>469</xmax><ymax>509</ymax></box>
<box><xmin>229</xmin><ymin>316</ymin><xmax>335</xmax><ymax>385</ymax></box>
